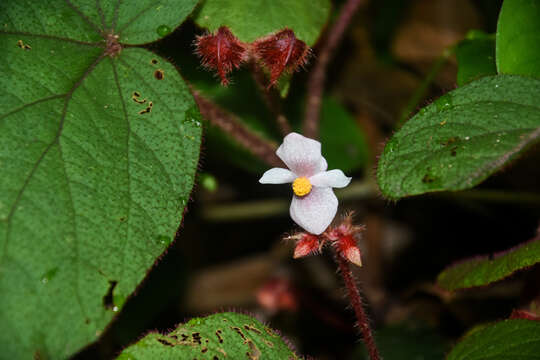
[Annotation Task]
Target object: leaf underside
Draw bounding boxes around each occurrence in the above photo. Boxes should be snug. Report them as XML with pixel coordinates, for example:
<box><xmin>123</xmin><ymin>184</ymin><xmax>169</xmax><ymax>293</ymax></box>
<box><xmin>446</xmin><ymin>319</ymin><xmax>540</xmax><ymax>360</ymax></box>
<box><xmin>437</xmin><ymin>234</ymin><xmax>540</xmax><ymax>291</ymax></box>
<box><xmin>117</xmin><ymin>312</ymin><xmax>300</xmax><ymax>359</ymax></box>
<box><xmin>377</xmin><ymin>75</ymin><xmax>540</xmax><ymax>200</ymax></box>
<box><xmin>0</xmin><ymin>0</ymin><xmax>200</xmax><ymax>358</ymax></box>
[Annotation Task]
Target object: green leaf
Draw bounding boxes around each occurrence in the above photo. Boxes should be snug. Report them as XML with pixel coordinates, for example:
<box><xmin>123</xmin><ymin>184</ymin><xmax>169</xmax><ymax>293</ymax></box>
<box><xmin>117</xmin><ymin>312</ymin><xmax>300</xmax><ymax>359</ymax></box>
<box><xmin>456</xmin><ymin>31</ymin><xmax>496</xmax><ymax>86</ymax></box>
<box><xmin>496</xmin><ymin>0</ymin><xmax>540</xmax><ymax>78</ymax></box>
<box><xmin>193</xmin><ymin>0</ymin><xmax>331</xmax><ymax>45</ymax></box>
<box><xmin>0</xmin><ymin>1</ymin><xmax>201</xmax><ymax>358</ymax></box>
<box><xmin>447</xmin><ymin>320</ymin><xmax>540</xmax><ymax>360</ymax></box>
<box><xmin>376</xmin><ymin>75</ymin><xmax>540</xmax><ymax>200</ymax></box>
<box><xmin>320</xmin><ymin>98</ymin><xmax>370</xmax><ymax>172</ymax></box>
<box><xmin>437</xmin><ymin>234</ymin><xmax>540</xmax><ymax>291</ymax></box>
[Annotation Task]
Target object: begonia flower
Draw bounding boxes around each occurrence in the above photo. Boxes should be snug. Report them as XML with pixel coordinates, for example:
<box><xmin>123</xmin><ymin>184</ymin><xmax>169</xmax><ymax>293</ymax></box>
<box><xmin>259</xmin><ymin>133</ymin><xmax>351</xmax><ymax>235</ymax></box>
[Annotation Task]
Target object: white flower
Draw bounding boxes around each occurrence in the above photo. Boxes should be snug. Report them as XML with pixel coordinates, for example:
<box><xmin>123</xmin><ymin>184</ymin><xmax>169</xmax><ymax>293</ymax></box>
<box><xmin>259</xmin><ymin>132</ymin><xmax>351</xmax><ymax>235</ymax></box>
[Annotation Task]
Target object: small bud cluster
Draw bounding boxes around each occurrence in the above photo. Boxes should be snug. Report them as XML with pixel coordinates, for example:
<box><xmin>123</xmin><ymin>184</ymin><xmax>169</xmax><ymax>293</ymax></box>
<box><xmin>195</xmin><ymin>26</ymin><xmax>310</xmax><ymax>87</ymax></box>
<box><xmin>288</xmin><ymin>213</ymin><xmax>365</xmax><ymax>267</ymax></box>
<box><xmin>256</xmin><ymin>277</ymin><xmax>298</xmax><ymax>313</ymax></box>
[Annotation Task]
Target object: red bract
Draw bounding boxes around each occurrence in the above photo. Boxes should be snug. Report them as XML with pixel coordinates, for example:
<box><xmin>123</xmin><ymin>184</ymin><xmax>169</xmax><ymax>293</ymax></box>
<box><xmin>253</xmin><ymin>28</ymin><xmax>310</xmax><ymax>87</ymax></box>
<box><xmin>293</xmin><ymin>233</ymin><xmax>320</xmax><ymax>258</ymax></box>
<box><xmin>336</xmin><ymin>234</ymin><xmax>362</xmax><ymax>267</ymax></box>
<box><xmin>195</xmin><ymin>26</ymin><xmax>248</xmax><ymax>86</ymax></box>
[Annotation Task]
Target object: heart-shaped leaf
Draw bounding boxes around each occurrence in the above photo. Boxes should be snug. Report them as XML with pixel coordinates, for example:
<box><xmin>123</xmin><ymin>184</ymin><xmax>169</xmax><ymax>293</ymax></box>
<box><xmin>193</xmin><ymin>0</ymin><xmax>331</xmax><ymax>45</ymax></box>
<box><xmin>377</xmin><ymin>75</ymin><xmax>540</xmax><ymax>200</ymax></box>
<box><xmin>117</xmin><ymin>312</ymin><xmax>300</xmax><ymax>359</ymax></box>
<box><xmin>0</xmin><ymin>0</ymin><xmax>200</xmax><ymax>358</ymax></box>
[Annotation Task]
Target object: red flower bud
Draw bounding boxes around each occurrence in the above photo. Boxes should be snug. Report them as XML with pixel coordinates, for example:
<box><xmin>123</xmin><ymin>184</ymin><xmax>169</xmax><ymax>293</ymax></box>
<box><xmin>337</xmin><ymin>234</ymin><xmax>362</xmax><ymax>267</ymax></box>
<box><xmin>293</xmin><ymin>233</ymin><xmax>320</xmax><ymax>258</ymax></box>
<box><xmin>253</xmin><ymin>28</ymin><xmax>310</xmax><ymax>87</ymax></box>
<box><xmin>195</xmin><ymin>26</ymin><xmax>248</xmax><ymax>86</ymax></box>
<box><xmin>256</xmin><ymin>277</ymin><xmax>298</xmax><ymax>312</ymax></box>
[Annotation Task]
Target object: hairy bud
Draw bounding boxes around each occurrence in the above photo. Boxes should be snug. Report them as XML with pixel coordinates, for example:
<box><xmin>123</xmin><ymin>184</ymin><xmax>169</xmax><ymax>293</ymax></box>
<box><xmin>195</xmin><ymin>26</ymin><xmax>248</xmax><ymax>86</ymax></box>
<box><xmin>253</xmin><ymin>28</ymin><xmax>310</xmax><ymax>87</ymax></box>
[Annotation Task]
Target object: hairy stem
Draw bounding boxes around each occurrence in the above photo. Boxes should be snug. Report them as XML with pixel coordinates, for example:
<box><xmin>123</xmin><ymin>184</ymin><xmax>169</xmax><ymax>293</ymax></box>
<box><xmin>250</xmin><ymin>61</ymin><xmax>292</xmax><ymax>136</ymax></box>
<box><xmin>191</xmin><ymin>90</ymin><xmax>283</xmax><ymax>167</ymax></box>
<box><xmin>335</xmin><ymin>250</ymin><xmax>380</xmax><ymax>360</ymax></box>
<box><xmin>303</xmin><ymin>0</ymin><xmax>366</xmax><ymax>139</ymax></box>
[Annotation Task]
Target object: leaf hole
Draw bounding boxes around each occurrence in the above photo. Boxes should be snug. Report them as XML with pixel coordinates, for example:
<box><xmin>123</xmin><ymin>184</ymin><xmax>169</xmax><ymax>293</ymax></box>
<box><xmin>17</xmin><ymin>39</ymin><xmax>31</xmax><ymax>50</ymax></box>
<box><xmin>157</xmin><ymin>338</ymin><xmax>174</xmax><ymax>346</ymax></box>
<box><xmin>192</xmin><ymin>332</ymin><xmax>202</xmax><ymax>345</ymax></box>
<box><xmin>138</xmin><ymin>101</ymin><xmax>153</xmax><ymax>115</ymax></box>
<box><xmin>154</xmin><ymin>69</ymin><xmax>164</xmax><ymax>80</ymax></box>
<box><xmin>132</xmin><ymin>91</ymin><xmax>147</xmax><ymax>104</ymax></box>
<box><xmin>243</xmin><ymin>324</ymin><xmax>262</xmax><ymax>335</ymax></box>
<box><xmin>230</xmin><ymin>326</ymin><xmax>247</xmax><ymax>341</ymax></box>
<box><xmin>103</xmin><ymin>280</ymin><xmax>118</xmax><ymax>310</ymax></box>
<box><xmin>215</xmin><ymin>329</ymin><xmax>224</xmax><ymax>343</ymax></box>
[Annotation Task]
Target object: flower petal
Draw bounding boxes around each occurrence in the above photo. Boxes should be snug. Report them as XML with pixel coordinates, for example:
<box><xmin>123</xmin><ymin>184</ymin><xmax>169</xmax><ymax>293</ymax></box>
<box><xmin>290</xmin><ymin>187</ymin><xmax>338</xmax><ymax>235</ymax></box>
<box><xmin>276</xmin><ymin>132</ymin><xmax>323</xmax><ymax>177</ymax></box>
<box><xmin>318</xmin><ymin>156</ymin><xmax>328</xmax><ymax>172</ymax></box>
<box><xmin>259</xmin><ymin>168</ymin><xmax>296</xmax><ymax>184</ymax></box>
<box><xmin>309</xmin><ymin>169</ymin><xmax>351</xmax><ymax>188</ymax></box>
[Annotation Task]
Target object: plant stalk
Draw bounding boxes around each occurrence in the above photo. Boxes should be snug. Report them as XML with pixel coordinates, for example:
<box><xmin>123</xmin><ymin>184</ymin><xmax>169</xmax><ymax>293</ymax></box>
<box><xmin>303</xmin><ymin>0</ymin><xmax>367</xmax><ymax>139</ymax></box>
<box><xmin>335</xmin><ymin>250</ymin><xmax>380</xmax><ymax>360</ymax></box>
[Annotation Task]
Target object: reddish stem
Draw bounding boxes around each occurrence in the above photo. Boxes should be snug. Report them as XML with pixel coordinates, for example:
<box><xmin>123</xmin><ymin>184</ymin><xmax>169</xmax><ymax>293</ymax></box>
<box><xmin>249</xmin><ymin>62</ymin><xmax>292</xmax><ymax>136</ymax></box>
<box><xmin>303</xmin><ymin>0</ymin><xmax>366</xmax><ymax>139</ymax></box>
<box><xmin>335</xmin><ymin>250</ymin><xmax>380</xmax><ymax>360</ymax></box>
<box><xmin>191</xmin><ymin>90</ymin><xmax>283</xmax><ymax>167</ymax></box>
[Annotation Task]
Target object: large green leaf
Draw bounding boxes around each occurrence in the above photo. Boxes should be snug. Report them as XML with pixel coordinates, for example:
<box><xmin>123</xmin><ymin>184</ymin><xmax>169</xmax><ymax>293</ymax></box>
<box><xmin>0</xmin><ymin>1</ymin><xmax>200</xmax><ymax>358</ymax></box>
<box><xmin>377</xmin><ymin>75</ymin><xmax>540</xmax><ymax>200</ymax></box>
<box><xmin>193</xmin><ymin>0</ymin><xmax>331</xmax><ymax>45</ymax></box>
<box><xmin>117</xmin><ymin>312</ymin><xmax>300</xmax><ymax>359</ymax></box>
<box><xmin>496</xmin><ymin>0</ymin><xmax>540</xmax><ymax>78</ymax></box>
<box><xmin>437</xmin><ymin>235</ymin><xmax>540</xmax><ymax>291</ymax></box>
<box><xmin>456</xmin><ymin>31</ymin><xmax>496</xmax><ymax>86</ymax></box>
<box><xmin>447</xmin><ymin>320</ymin><xmax>540</xmax><ymax>360</ymax></box>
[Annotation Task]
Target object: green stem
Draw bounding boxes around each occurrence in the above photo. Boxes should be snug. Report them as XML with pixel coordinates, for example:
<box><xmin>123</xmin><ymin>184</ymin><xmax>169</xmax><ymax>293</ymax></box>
<box><xmin>396</xmin><ymin>45</ymin><xmax>457</xmax><ymax>129</ymax></box>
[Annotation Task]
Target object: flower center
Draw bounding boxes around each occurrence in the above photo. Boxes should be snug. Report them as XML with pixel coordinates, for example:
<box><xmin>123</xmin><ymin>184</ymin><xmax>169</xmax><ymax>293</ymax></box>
<box><xmin>292</xmin><ymin>177</ymin><xmax>312</xmax><ymax>197</ymax></box>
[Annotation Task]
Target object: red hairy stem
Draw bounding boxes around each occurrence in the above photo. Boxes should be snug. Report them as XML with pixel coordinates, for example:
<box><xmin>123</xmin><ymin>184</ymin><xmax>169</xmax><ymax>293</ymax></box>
<box><xmin>249</xmin><ymin>61</ymin><xmax>292</xmax><ymax>136</ymax></box>
<box><xmin>192</xmin><ymin>90</ymin><xmax>283</xmax><ymax>167</ymax></box>
<box><xmin>303</xmin><ymin>0</ymin><xmax>366</xmax><ymax>139</ymax></box>
<box><xmin>334</xmin><ymin>249</ymin><xmax>380</xmax><ymax>360</ymax></box>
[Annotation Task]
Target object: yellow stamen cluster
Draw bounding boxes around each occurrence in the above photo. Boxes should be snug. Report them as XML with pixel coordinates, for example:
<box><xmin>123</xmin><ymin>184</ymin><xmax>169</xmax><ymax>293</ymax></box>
<box><xmin>292</xmin><ymin>177</ymin><xmax>312</xmax><ymax>197</ymax></box>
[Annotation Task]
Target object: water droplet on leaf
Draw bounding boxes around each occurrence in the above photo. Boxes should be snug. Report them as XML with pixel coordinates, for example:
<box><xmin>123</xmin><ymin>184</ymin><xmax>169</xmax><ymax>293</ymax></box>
<box><xmin>156</xmin><ymin>235</ymin><xmax>172</xmax><ymax>246</ymax></box>
<box><xmin>40</xmin><ymin>267</ymin><xmax>59</xmax><ymax>284</ymax></box>
<box><xmin>156</xmin><ymin>25</ymin><xmax>171</xmax><ymax>37</ymax></box>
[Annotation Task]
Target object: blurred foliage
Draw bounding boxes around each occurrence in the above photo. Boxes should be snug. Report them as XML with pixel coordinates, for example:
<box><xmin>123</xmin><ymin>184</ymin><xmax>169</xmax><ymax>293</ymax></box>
<box><xmin>3</xmin><ymin>0</ymin><xmax>540</xmax><ymax>359</ymax></box>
